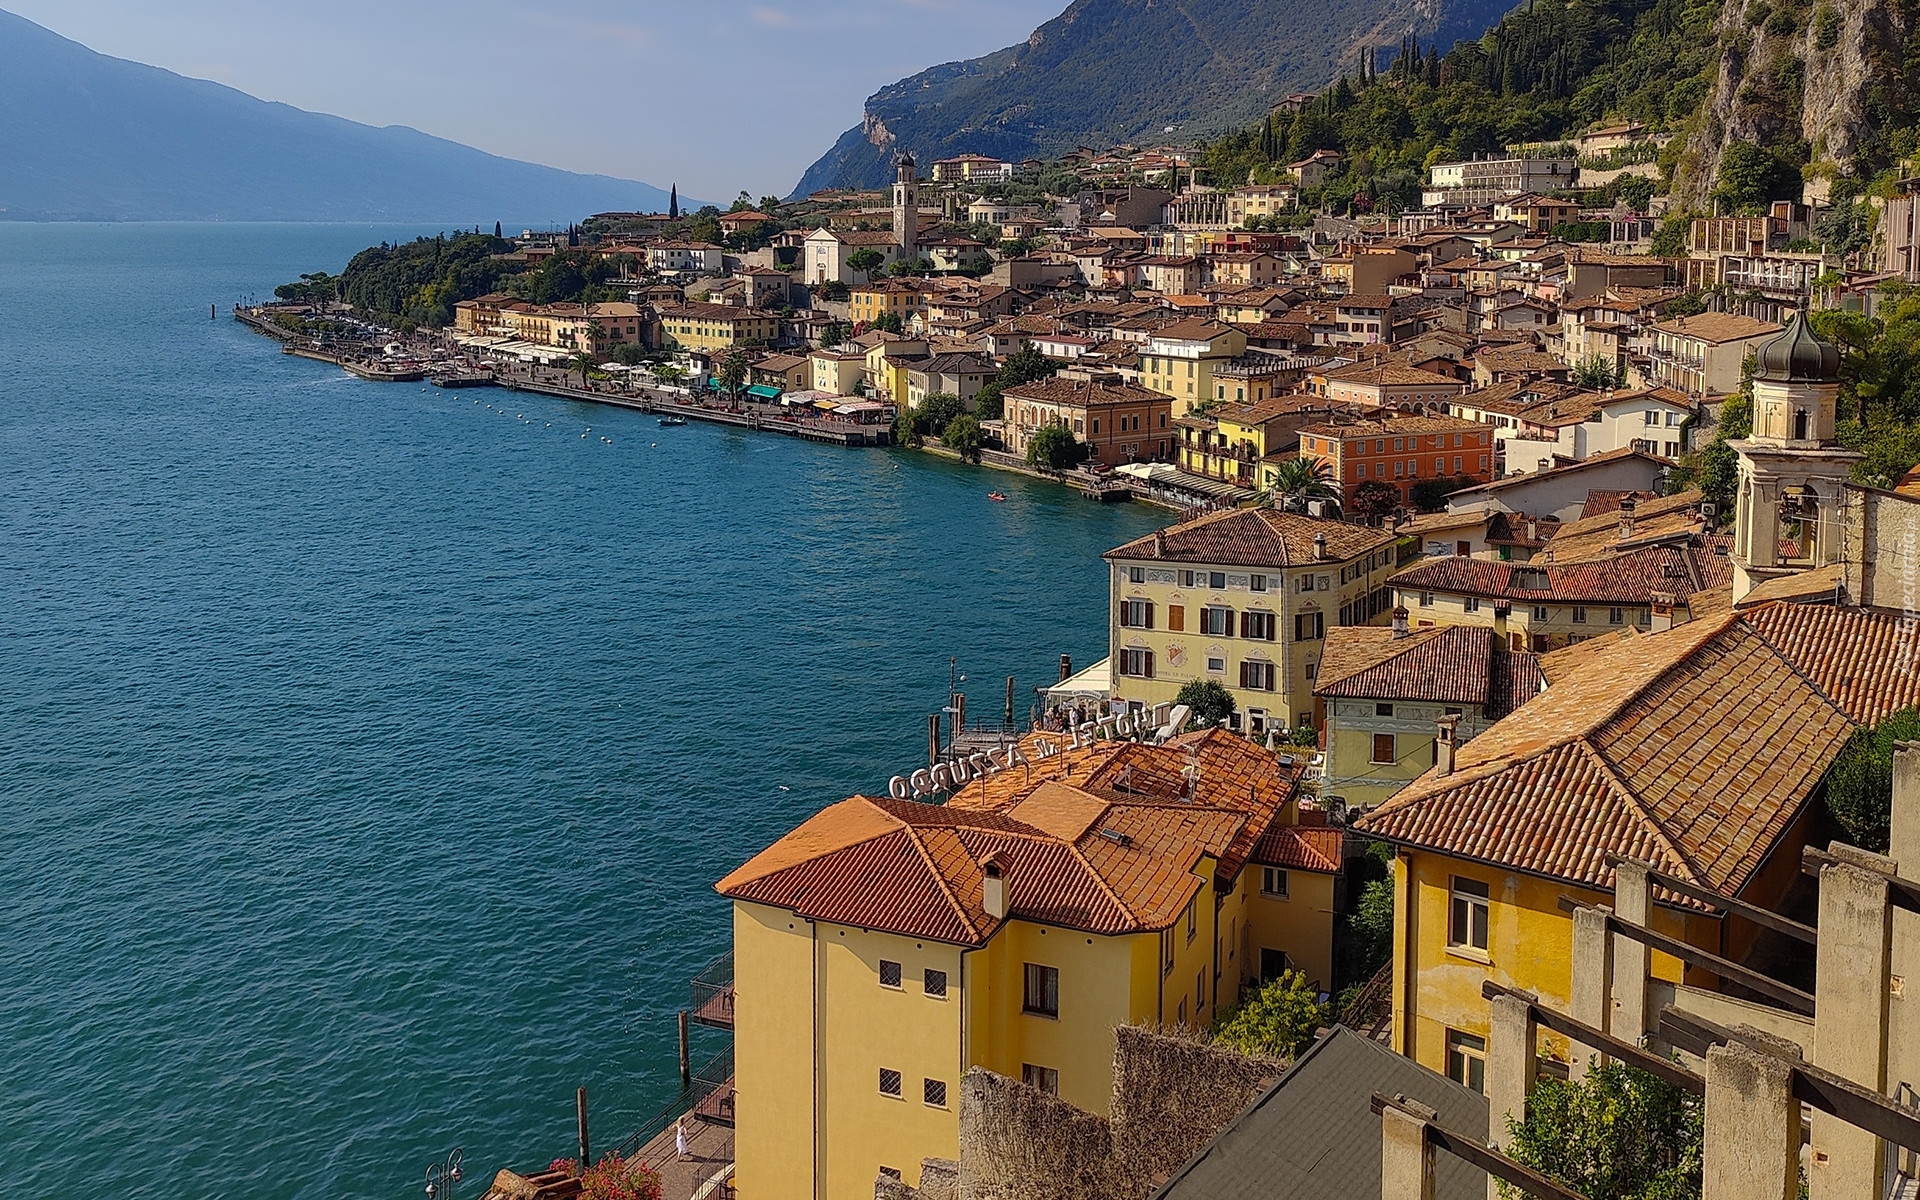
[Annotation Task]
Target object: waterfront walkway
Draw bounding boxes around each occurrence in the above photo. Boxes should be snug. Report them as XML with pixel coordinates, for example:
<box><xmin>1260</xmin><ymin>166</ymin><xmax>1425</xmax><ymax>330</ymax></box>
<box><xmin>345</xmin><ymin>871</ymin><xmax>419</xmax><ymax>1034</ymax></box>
<box><xmin>628</xmin><ymin>1096</ymin><xmax>734</xmax><ymax>1200</ymax></box>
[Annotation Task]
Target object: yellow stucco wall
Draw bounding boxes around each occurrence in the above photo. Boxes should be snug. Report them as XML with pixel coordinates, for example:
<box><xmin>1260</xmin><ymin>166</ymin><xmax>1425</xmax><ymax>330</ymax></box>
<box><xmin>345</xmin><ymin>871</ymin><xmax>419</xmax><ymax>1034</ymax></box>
<box><xmin>733</xmin><ymin>901</ymin><xmax>819</xmax><ymax>1200</ymax></box>
<box><xmin>1390</xmin><ymin>850</ymin><xmax>1715</xmax><ymax>1081</ymax></box>
<box><xmin>1241</xmin><ymin>867</ymin><xmax>1338</xmax><ymax>993</ymax></box>
<box><xmin>818</xmin><ymin>923</ymin><xmax>964</xmax><ymax>1198</ymax></box>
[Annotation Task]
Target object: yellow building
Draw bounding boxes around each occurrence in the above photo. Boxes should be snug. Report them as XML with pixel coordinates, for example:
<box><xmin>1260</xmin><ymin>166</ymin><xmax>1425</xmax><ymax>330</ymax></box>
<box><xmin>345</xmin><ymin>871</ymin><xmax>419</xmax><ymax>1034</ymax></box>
<box><xmin>809</xmin><ymin>347</ymin><xmax>867</xmax><ymax>397</ymax></box>
<box><xmin>849</xmin><ymin>279</ymin><xmax>931</xmax><ymax>328</ymax></box>
<box><xmin>1353</xmin><ymin>612</ymin><xmax>1849</xmax><ymax>1087</ymax></box>
<box><xmin>862</xmin><ymin>334</ymin><xmax>929</xmax><ymax>405</ymax></box>
<box><xmin>1103</xmin><ymin>508</ymin><xmax>1406</xmax><ymax>735</ymax></box>
<box><xmin>717</xmin><ymin>731</ymin><xmax>1342</xmax><ymax>1200</ymax></box>
<box><xmin>1390</xmin><ymin>490</ymin><xmax>1731</xmax><ymax>652</ymax></box>
<box><xmin>659</xmin><ymin>301</ymin><xmax>781</xmax><ymax>352</ymax></box>
<box><xmin>1312</xmin><ymin>620</ymin><xmax>1543</xmax><ymax>812</ymax></box>
<box><xmin>1139</xmin><ymin>318</ymin><xmax>1247</xmax><ymax>417</ymax></box>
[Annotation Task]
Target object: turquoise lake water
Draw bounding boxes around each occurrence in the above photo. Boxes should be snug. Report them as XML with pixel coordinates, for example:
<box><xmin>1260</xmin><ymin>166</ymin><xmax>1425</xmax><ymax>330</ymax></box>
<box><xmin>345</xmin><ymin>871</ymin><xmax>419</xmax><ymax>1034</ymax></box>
<box><xmin>0</xmin><ymin>223</ymin><xmax>1164</xmax><ymax>1199</ymax></box>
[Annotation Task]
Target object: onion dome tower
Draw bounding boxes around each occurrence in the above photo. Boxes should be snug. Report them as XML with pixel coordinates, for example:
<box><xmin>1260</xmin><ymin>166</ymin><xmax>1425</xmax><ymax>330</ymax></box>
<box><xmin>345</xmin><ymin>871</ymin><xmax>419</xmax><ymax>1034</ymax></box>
<box><xmin>1729</xmin><ymin>312</ymin><xmax>1861</xmax><ymax>602</ymax></box>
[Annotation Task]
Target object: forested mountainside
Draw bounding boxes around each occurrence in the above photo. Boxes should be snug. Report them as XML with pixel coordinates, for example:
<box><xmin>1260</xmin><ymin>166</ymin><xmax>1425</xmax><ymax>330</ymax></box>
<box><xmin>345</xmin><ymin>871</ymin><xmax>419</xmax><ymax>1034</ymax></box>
<box><xmin>790</xmin><ymin>0</ymin><xmax>1519</xmax><ymax>195</ymax></box>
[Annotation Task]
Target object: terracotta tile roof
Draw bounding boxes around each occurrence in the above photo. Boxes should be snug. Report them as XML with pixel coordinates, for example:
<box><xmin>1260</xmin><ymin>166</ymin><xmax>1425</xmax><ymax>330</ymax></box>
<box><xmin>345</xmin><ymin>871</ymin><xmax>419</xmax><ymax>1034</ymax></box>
<box><xmin>1653</xmin><ymin>312</ymin><xmax>1782</xmax><ymax>343</ymax></box>
<box><xmin>1391</xmin><ymin>540</ymin><xmax>1724</xmax><ymax>605</ymax></box>
<box><xmin>1004</xmin><ymin>377</ymin><xmax>1168</xmax><ymax>409</ymax></box>
<box><xmin>1252</xmin><ymin>826</ymin><xmax>1344</xmax><ymax>872</ymax></box>
<box><xmin>1323</xmin><ymin>362</ymin><xmax>1465</xmax><ymax>388</ymax></box>
<box><xmin>1744</xmin><ymin>602</ymin><xmax>1920</xmax><ymax>725</ymax></box>
<box><xmin>1356</xmin><ymin>615</ymin><xmax>1856</xmax><ymax>895</ymax></box>
<box><xmin>1151</xmin><ymin>317</ymin><xmax>1240</xmax><ymax>343</ymax></box>
<box><xmin>1105</xmin><ymin>507</ymin><xmax>1397</xmax><ymax>568</ymax></box>
<box><xmin>1315</xmin><ymin>625</ymin><xmax>1544</xmax><ymax>716</ymax></box>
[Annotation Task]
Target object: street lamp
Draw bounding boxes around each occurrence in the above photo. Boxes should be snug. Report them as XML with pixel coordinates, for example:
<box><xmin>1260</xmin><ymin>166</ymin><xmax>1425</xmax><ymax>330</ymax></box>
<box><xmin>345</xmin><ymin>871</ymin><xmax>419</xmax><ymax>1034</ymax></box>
<box><xmin>424</xmin><ymin>1149</ymin><xmax>464</xmax><ymax>1200</ymax></box>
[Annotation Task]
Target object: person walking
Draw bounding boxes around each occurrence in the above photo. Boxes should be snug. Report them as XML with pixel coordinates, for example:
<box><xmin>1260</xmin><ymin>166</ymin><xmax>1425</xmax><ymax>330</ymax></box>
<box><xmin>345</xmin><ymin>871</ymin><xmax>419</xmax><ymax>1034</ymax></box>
<box><xmin>674</xmin><ymin>1119</ymin><xmax>688</xmax><ymax>1161</ymax></box>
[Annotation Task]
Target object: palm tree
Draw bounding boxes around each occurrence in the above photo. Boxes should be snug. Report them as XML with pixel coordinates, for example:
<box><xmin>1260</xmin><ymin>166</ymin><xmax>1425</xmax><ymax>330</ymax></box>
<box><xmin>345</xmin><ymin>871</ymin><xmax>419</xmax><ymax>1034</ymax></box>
<box><xmin>570</xmin><ymin>350</ymin><xmax>597</xmax><ymax>390</ymax></box>
<box><xmin>1269</xmin><ymin>456</ymin><xmax>1340</xmax><ymax>513</ymax></box>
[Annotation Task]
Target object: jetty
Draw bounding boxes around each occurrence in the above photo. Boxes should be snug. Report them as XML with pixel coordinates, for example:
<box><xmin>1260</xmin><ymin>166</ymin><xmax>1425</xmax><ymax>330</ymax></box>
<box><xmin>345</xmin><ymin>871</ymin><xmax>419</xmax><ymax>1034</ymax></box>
<box><xmin>493</xmin><ymin>373</ymin><xmax>890</xmax><ymax>447</ymax></box>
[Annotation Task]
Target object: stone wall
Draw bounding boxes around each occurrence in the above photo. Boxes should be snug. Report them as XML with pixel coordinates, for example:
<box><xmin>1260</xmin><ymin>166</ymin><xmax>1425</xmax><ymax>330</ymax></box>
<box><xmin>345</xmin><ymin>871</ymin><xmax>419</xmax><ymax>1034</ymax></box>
<box><xmin>876</xmin><ymin>1024</ymin><xmax>1286</xmax><ymax>1200</ymax></box>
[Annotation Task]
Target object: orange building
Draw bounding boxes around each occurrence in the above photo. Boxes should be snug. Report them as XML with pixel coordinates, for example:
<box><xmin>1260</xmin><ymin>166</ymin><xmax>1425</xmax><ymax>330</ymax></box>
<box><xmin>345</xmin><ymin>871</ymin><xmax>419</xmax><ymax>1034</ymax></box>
<box><xmin>1298</xmin><ymin>415</ymin><xmax>1496</xmax><ymax>507</ymax></box>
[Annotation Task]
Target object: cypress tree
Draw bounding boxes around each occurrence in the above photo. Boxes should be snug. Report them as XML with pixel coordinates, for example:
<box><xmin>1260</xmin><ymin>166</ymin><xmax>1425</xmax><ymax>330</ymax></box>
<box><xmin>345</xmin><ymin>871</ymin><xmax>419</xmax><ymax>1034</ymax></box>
<box><xmin>495</xmin><ymin>221</ymin><xmax>503</xmax><ymax>238</ymax></box>
<box><xmin>669</xmin><ymin>185</ymin><xmax>679</xmax><ymax>220</ymax></box>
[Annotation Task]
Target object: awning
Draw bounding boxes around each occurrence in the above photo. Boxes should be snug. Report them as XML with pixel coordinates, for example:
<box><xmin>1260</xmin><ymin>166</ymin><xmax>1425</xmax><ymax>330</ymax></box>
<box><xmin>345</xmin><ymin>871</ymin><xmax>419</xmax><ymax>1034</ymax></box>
<box><xmin>1045</xmin><ymin>657</ymin><xmax>1112</xmax><ymax>702</ymax></box>
<box><xmin>746</xmin><ymin>384</ymin><xmax>782</xmax><ymax>400</ymax></box>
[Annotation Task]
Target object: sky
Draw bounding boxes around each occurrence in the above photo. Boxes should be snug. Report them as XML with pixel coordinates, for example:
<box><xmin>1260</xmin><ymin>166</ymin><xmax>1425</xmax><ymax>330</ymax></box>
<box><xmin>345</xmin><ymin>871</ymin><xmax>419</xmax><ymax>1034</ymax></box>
<box><xmin>5</xmin><ymin>0</ymin><xmax>1067</xmax><ymax>201</ymax></box>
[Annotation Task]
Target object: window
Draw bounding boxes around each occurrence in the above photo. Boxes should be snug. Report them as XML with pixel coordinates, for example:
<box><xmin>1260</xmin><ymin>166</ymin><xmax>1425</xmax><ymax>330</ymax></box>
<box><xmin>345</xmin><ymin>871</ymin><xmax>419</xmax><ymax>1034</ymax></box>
<box><xmin>1206</xmin><ymin>655</ymin><xmax>1225</xmax><ymax>673</ymax></box>
<box><xmin>1249</xmin><ymin>574</ymin><xmax>1268</xmax><ymax>592</ymax></box>
<box><xmin>880</xmin><ymin>1068</ymin><xmax>903</xmax><ymax>1097</ymax></box>
<box><xmin>1120</xmin><ymin>599</ymin><xmax>1154</xmax><ymax>629</ymax></box>
<box><xmin>1197</xmin><ymin>969</ymin><xmax>1206</xmax><ymax>1011</ymax></box>
<box><xmin>924</xmin><ymin>1078</ymin><xmax>948</xmax><ymax>1108</ymax></box>
<box><xmin>1532</xmin><ymin>605</ymin><xmax>1550</xmax><ymax>621</ymax></box>
<box><xmin>1022</xmin><ymin>1064</ymin><xmax>1059</xmax><ymax>1096</ymax></box>
<box><xmin>1209</xmin><ymin>571</ymin><xmax>1227</xmax><ymax>589</ymax></box>
<box><xmin>1372</xmin><ymin>733</ymin><xmax>1396</xmax><ymax>764</ymax></box>
<box><xmin>1572</xmin><ymin>606</ymin><xmax>1587</xmax><ymax>623</ymax></box>
<box><xmin>1449</xmin><ymin>877</ymin><xmax>1490</xmax><ymax>951</ymax></box>
<box><xmin>1118</xmin><ymin>648</ymin><xmax>1154</xmax><ymax>678</ymax></box>
<box><xmin>924</xmin><ymin>969</ymin><xmax>947</xmax><ymax>998</ymax></box>
<box><xmin>1608</xmin><ymin>607</ymin><xmax>1625</xmax><ymax>625</ymax></box>
<box><xmin>1447</xmin><ymin>1031</ymin><xmax>1487</xmax><ymax>1094</ymax></box>
<box><xmin>1023</xmin><ymin>963</ymin><xmax>1059</xmax><ymax>1017</ymax></box>
<box><xmin>1241</xmin><ymin>610</ymin><xmax>1276</xmax><ymax>641</ymax></box>
<box><xmin>1259</xmin><ymin>947</ymin><xmax>1289</xmax><ymax>983</ymax></box>
<box><xmin>1167</xmin><ymin>604</ymin><xmax>1185</xmax><ymax>632</ymax></box>
<box><xmin>1161</xmin><ymin>927</ymin><xmax>1176</xmax><ymax>974</ymax></box>
<box><xmin>1262</xmin><ymin>867</ymin><xmax>1289</xmax><ymax>898</ymax></box>
<box><xmin>1178</xmin><ymin>570</ymin><xmax>1196</xmax><ymax>588</ymax></box>
<box><xmin>1463</xmin><ymin>596</ymin><xmax>1480</xmax><ymax>613</ymax></box>
<box><xmin>1201</xmin><ymin>606</ymin><xmax>1234</xmax><ymax>636</ymax></box>
<box><xmin>1239</xmin><ymin>660</ymin><xmax>1276</xmax><ymax>691</ymax></box>
<box><xmin>1644</xmin><ymin>409</ymin><xmax>1661</xmax><ymax>426</ymax></box>
<box><xmin>1185</xmin><ymin>895</ymin><xmax>1198</xmax><ymax>942</ymax></box>
<box><xmin>1293</xmin><ymin>612</ymin><xmax>1324</xmax><ymax>642</ymax></box>
<box><xmin>1127</xmin><ymin>565</ymin><xmax>1146</xmax><ymax>584</ymax></box>
<box><xmin>1419</xmin><ymin>591</ymin><xmax>1434</xmax><ymax>608</ymax></box>
<box><xmin>1375</xmin><ymin>702</ymin><xmax>1395</xmax><ymax>717</ymax></box>
<box><xmin>879</xmin><ymin>960</ymin><xmax>902</xmax><ymax>988</ymax></box>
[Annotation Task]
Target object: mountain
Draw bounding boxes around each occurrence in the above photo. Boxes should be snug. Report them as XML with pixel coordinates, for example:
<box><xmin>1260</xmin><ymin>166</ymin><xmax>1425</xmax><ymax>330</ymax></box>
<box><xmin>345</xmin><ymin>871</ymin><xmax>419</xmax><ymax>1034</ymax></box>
<box><xmin>791</xmin><ymin>0</ymin><xmax>1520</xmax><ymax>196</ymax></box>
<box><xmin>0</xmin><ymin>8</ymin><xmax>683</xmax><ymax>222</ymax></box>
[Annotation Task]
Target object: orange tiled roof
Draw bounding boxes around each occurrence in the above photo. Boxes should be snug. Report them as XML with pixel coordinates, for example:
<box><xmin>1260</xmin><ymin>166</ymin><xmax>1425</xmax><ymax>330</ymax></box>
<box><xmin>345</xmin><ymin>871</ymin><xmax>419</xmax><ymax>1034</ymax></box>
<box><xmin>1105</xmin><ymin>507</ymin><xmax>1397</xmax><ymax>569</ymax></box>
<box><xmin>1355</xmin><ymin>614</ymin><xmax>1856</xmax><ymax>895</ymax></box>
<box><xmin>1314</xmin><ymin>625</ymin><xmax>1544</xmax><ymax>717</ymax></box>
<box><xmin>1745</xmin><ymin>602</ymin><xmax>1920</xmax><ymax>725</ymax></box>
<box><xmin>717</xmin><ymin>786</ymin><xmax>1250</xmax><ymax>944</ymax></box>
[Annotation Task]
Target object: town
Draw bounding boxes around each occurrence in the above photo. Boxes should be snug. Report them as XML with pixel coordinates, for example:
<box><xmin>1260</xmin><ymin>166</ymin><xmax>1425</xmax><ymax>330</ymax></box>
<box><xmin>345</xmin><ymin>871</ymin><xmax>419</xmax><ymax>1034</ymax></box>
<box><xmin>248</xmin><ymin>125</ymin><xmax>1920</xmax><ymax>1200</ymax></box>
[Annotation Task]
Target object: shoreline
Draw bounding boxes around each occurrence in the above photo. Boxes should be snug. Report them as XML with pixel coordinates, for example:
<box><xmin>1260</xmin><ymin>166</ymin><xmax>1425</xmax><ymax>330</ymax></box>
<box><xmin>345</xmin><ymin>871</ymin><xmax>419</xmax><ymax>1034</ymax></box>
<box><xmin>235</xmin><ymin>305</ymin><xmax>1192</xmax><ymax>510</ymax></box>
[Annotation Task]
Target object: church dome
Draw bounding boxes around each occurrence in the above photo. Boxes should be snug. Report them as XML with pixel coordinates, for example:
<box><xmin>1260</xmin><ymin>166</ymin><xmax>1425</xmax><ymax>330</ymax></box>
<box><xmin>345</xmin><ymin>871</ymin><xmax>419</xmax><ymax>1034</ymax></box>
<box><xmin>1753</xmin><ymin>311</ymin><xmax>1840</xmax><ymax>383</ymax></box>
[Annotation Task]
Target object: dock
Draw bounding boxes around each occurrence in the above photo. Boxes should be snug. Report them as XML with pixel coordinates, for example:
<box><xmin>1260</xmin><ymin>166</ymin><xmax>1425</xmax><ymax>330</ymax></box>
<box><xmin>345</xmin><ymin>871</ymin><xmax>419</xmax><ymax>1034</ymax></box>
<box><xmin>493</xmin><ymin>374</ymin><xmax>890</xmax><ymax>447</ymax></box>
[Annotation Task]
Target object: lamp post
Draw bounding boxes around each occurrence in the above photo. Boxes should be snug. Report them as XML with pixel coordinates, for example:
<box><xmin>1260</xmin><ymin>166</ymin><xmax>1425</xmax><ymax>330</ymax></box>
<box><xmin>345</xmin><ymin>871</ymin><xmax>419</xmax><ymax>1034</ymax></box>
<box><xmin>424</xmin><ymin>1149</ymin><xmax>464</xmax><ymax>1200</ymax></box>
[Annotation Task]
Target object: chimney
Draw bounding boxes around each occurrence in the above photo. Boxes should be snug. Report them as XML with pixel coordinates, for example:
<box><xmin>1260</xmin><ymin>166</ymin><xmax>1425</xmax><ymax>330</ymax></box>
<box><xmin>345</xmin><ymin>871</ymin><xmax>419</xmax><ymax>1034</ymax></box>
<box><xmin>1313</xmin><ymin>531</ymin><xmax>1329</xmax><ymax>561</ymax></box>
<box><xmin>1618</xmin><ymin>496</ymin><xmax>1637</xmax><ymax>540</ymax></box>
<box><xmin>1153</xmin><ymin>530</ymin><xmax>1167</xmax><ymax>557</ymax></box>
<box><xmin>1649</xmin><ymin>590</ymin><xmax>1676</xmax><ymax>632</ymax></box>
<box><xmin>1059</xmin><ymin>654</ymin><xmax>1073</xmax><ymax>684</ymax></box>
<box><xmin>981</xmin><ymin>853</ymin><xmax>1008</xmax><ymax>920</ymax></box>
<box><xmin>1435</xmin><ymin>715</ymin><xmax>1461</xmax><ymax>777</ymax></box>
<box><xmin>1391</xmin><ymin>605</ymin><xmax>1410</xmax><ymax>638</ymax></box>
<box><xmin>1526</xmin><ymin>517</ymin><xmax>1538</xmax><ymax>542</ymax></box>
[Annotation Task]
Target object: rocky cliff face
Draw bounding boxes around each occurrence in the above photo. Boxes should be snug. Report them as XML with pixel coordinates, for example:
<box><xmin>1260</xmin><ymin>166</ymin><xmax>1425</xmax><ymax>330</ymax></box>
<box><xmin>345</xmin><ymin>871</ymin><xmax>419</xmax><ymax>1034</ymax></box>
<box><xmin>790</xmin><ymin>0</ymin><xmax>1517</xmax><ymax>196</ymax></box>
<box><xmin>1679</xmin><ymin>0</ymin><xmax>1910</xmax><ymax>201</ymax></box>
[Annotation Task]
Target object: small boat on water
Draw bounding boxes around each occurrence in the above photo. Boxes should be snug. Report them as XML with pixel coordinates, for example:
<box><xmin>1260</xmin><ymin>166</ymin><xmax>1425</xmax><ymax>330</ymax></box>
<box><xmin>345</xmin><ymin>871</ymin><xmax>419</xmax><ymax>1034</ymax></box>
<box><xmin>658</xmin><ymin>415</ymin><xmax>688</xmax><ymax>427</ymax></box>
<box><xmin>987</xmin><ymin>491</ymin><xmax>1007</xmax><ymax>502</ymax></box>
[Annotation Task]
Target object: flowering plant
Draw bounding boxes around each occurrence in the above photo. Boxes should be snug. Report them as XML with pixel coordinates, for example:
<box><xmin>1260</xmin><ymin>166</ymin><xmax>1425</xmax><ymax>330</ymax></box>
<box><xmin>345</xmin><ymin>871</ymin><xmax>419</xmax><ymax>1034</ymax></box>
<box><xmin>548</xmin><ymin>1154</ymin><xmax>662</xmax><ymax>1200</ymax></box>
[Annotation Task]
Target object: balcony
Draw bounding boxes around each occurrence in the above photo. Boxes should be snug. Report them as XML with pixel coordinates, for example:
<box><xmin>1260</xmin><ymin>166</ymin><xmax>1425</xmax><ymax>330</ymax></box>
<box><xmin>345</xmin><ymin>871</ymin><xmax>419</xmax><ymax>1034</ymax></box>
<box><xmin>690</xmin><ymin>951</ymin><xmax>734</xmax><ymax>1030</ymax></box>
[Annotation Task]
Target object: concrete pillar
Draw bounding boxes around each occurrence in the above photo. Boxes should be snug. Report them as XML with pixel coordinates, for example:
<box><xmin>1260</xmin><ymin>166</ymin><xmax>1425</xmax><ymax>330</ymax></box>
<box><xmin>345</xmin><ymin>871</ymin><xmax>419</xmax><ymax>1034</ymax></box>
<box><xmin>1703</xmin><ymin>1041</ymin><xmax>1799</xmax><ymax>1200</ymax></box>
<box><xmin>1810</xmin><ymin>854</ymin><xmax>1895</xmax><ymax>1200</ymax></box>
<box><xmin>1569</xmin><ymin>906</ymin><xmax>1613</xmax><ymax>1082</ymax></box>
<box><xmin>1486</xmin><ymin>990</ymin><xmax>1537</xmax><ymax>1200</ymax></box>
<box><xmin>1611</xmin><ymin>860</ymin><xmax>1653</xmax><ymax>1045</ymax></box>
<box><xmin>1889</xmin><ymin>743</ymin><xmax>1920</xmax><ymax>1180</ymax></box>
<box><xmin>1380</xmin><ymin>1098</ymin><xmax>1437</xmax><ymax>1200</ymax></box>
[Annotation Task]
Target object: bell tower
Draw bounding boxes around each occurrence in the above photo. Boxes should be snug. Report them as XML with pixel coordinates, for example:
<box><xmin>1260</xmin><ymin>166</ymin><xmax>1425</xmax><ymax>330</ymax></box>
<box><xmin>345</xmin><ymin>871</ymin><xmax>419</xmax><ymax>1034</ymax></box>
<box><xmin>1729</xmin><ymin>312</ymin><xmax>1861</xmax><ymax>602</ymax></box>
<box><xmin>893</xmin><ymin>153</ymin><xmax>919</xmax><ymax>265</ymax></box>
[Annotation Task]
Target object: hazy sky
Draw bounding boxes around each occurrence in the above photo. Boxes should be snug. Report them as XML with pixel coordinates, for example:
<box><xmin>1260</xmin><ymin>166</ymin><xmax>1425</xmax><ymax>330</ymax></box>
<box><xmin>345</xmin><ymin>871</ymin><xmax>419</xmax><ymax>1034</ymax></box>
<box><xmin>6</xmin><ymin>0</ymin><xmax>1065</xmax><ymax>200</ymax></box>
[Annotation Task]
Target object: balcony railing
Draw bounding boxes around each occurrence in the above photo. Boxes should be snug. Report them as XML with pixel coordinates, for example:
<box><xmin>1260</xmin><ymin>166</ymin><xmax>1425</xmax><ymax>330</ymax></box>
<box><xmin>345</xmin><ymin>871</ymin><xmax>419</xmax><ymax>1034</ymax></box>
<box><xmin>690</xmin><ymin>951</ymin><xmax>734</xmax><ymax>1030</ymax></box>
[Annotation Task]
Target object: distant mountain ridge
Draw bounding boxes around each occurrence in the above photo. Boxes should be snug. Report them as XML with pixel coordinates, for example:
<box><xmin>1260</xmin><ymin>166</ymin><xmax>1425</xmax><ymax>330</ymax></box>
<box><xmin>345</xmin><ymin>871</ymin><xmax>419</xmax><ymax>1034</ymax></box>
<box><xmin>0</xmin><ymin>8</ymin><xmax>684</xmax><ymax>222</ymax></box>
<box><xmin>791</xmin><ymin>0</ymin><xmax>1520</xmax><ymax>196</ymax></box>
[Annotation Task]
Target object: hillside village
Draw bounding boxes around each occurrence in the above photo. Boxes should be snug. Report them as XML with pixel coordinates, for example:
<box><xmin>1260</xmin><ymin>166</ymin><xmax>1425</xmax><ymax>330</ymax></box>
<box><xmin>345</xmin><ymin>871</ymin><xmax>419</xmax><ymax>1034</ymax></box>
<box><xmin>424</xmin><ymin>116</ymin><xmax>1920</xmax><ymax>1200</ymax></box>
